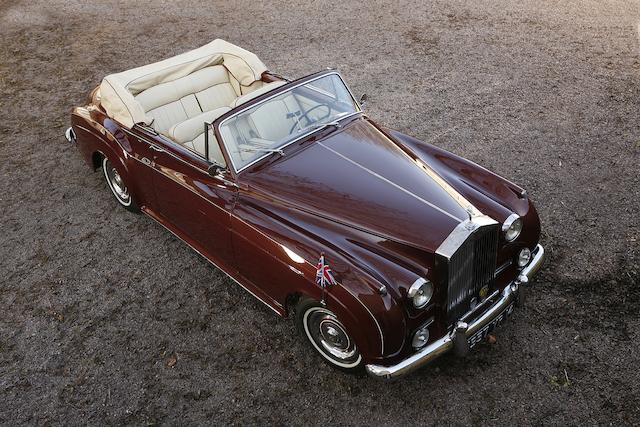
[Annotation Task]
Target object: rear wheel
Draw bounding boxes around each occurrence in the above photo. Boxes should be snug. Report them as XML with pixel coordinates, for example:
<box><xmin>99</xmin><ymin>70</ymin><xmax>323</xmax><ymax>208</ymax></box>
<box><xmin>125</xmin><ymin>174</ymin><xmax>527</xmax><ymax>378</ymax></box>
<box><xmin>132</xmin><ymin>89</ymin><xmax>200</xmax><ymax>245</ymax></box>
<box><xmin>102</xmin><ymin>156</ymin><xmax>139</xmax><ymax>213</ymax></box>
<box><xmin>295</xmin><ymin>298</ymin><xmax>363</xmax><ymax>373</ymax></box>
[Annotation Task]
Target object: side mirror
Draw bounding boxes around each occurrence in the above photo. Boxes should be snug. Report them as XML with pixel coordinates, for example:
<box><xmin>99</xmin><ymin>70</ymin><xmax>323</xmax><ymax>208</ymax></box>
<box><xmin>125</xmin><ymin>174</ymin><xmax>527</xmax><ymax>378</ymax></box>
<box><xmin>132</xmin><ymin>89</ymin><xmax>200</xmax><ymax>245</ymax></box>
<box><xmin>207</xmin><ymin>163</ymin><xmax>224</xmax><ymax>178</ymax></box>
<box><xmin>207</xmin><ymin>163</ymin><xmax>239</xmax><ymax>188</ymax></box>
<box><xmin>359</xmin><ymin>93</ymin><xmax>368</xmax><ymax>108</ymax></box>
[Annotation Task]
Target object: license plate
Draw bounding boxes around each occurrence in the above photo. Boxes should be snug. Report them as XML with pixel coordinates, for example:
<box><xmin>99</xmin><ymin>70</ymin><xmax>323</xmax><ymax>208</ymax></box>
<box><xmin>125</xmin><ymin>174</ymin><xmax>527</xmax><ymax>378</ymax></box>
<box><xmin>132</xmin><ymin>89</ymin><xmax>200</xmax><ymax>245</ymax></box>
<box><xmin>467</xmin><ymin>301</ymin><xmax>515</xmax><ymax>349</ymax></box>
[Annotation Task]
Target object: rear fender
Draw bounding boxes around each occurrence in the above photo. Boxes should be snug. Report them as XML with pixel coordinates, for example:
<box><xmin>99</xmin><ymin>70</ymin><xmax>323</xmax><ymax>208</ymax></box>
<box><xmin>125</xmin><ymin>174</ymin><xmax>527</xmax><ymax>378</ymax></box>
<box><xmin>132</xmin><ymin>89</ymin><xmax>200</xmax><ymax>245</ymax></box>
<box><xmin>70</xmin><ymin>108</ymin><xmax>142</xmax><ymax>203</ymax></box>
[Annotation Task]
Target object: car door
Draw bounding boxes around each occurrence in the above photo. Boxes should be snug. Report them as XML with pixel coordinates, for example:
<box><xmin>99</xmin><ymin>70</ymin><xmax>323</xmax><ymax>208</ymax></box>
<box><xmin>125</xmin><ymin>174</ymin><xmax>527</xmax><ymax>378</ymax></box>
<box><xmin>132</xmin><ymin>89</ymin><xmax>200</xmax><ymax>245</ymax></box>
<box><xmin>138</xmin><ymin>132</ymin><xmax>236</xmax><ymax>269</ymax></box>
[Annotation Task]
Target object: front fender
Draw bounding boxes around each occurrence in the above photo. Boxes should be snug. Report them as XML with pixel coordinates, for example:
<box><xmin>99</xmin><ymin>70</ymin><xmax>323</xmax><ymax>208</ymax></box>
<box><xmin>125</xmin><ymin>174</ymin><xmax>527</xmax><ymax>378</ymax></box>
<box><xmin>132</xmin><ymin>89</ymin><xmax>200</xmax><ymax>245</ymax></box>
<box><xmin>319</xmin><ymin>274</ymin><xmax>407</xmax><ymax>364</ymax></box>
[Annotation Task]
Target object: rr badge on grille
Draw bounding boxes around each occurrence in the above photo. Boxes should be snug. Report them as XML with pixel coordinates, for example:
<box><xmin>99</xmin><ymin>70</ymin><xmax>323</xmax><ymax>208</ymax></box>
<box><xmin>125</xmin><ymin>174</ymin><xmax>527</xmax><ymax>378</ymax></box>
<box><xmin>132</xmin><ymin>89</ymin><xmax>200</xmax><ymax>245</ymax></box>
<box><xmin>479</xmin><ymin>285</ymin><xmax>489</xmax><ymax>299</ymax></box>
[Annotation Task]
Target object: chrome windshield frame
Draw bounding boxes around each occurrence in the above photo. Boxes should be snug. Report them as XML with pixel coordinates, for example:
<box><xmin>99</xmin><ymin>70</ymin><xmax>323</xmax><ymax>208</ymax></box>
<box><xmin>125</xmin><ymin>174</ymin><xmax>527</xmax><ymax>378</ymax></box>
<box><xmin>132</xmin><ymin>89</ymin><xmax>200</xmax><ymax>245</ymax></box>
<box><xmin>217</xmin><ymin>71</ymin><xmax>363</xmax><ymax>174</ymax></box>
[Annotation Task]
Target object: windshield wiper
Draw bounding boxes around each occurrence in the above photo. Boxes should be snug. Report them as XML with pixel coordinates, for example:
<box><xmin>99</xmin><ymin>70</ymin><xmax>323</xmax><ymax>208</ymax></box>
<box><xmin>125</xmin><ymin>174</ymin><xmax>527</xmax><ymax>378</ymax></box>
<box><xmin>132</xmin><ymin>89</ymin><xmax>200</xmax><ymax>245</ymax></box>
<box><xmin>296</xmin><ymin>120</ymin><xmax>341</xmax><ymax>134</ymax></box>
<box><xmin>241</xmin><ymin>147</ymin><xmax>285</xmax><ymax>156</ymax></box>
<box><xmin>295</xmin><ymin>112</ymin><xmax>356</xmax><ymax>134</ymax></box>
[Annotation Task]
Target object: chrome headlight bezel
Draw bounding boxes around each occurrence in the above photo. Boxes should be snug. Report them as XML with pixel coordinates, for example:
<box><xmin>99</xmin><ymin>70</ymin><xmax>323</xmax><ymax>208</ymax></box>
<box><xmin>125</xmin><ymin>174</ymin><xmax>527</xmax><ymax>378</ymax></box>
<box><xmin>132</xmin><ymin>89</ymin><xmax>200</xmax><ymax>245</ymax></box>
<box><xmin>408</xmin><ymin>278</ymin><xmax>433</xmax><ymax>309</ymax></box>
<box><xmin>502</xmin><ymin>213</ymin><xmax>523</xmax><ymax>242</ymax></box>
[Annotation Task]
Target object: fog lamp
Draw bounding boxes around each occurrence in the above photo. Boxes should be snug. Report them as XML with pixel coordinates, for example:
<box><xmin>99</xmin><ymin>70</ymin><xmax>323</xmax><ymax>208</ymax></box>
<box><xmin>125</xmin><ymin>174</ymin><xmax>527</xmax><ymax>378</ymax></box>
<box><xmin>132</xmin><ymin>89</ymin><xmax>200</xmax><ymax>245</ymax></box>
<box><xmin>517</xmin><ymin>247</ymin><xmax>532</xmax><ymax>267</ymax></box>
<box><xmin>412</xmin><ymin>324</ymin><xmax>430</xmax><ymax>349</ymax></box>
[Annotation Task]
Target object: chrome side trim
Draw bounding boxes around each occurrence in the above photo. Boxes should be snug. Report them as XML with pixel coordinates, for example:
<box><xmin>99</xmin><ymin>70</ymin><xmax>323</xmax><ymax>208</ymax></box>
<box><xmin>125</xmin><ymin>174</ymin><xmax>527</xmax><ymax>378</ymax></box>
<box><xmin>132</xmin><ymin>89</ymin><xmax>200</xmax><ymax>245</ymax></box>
<box><xmin>435</xmin><ymin>215</ymin><xmax>499</xmax><ymax>259</ymax></box>
<box><xmin>122</xmin><ymin>127</ymin><xmax>213</xmax><ymax>177</ymax></box>
<box><xmin>128</xmin><ymin>155</ymin><xmax>229</xmax><ymax>215</ymax></box>
<box><xmin>76</xmin><ymin>124</ymin><xmax>98</xmax><ymax>136</ymax></box>
<box><xmin>337</xmin><ymin>284</ymin><xmax>385</xmax><ymax>355</ymax></box>
<box><xmin>365</xmin><ymin>244</ymin><xmax>544</xmax><ymax>379</ymax></box>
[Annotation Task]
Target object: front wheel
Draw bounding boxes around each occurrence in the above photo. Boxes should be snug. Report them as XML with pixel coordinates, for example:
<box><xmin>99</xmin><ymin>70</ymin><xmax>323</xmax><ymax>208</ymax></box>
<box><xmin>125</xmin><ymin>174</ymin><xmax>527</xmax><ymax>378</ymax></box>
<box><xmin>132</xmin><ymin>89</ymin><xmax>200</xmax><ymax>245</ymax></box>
<box><xmin>295</xmin><ymin>298</ymin><xmax>363</xmax><ymax>372</ymax></box>
<box><xmin>102</xmin><ymin>156</ymin><xmax>139</xmax><ymax>213</ymax></box>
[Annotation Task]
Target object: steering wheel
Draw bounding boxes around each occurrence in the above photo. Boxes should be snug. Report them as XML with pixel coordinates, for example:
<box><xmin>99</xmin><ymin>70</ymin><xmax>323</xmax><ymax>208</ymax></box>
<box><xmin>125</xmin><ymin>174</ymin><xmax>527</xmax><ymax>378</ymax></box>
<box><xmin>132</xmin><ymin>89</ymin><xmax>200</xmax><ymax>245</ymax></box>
<box><xmin>289</xmin><ymin>103</ymin><xmax>332</xmax><ymax>134</ymax></box>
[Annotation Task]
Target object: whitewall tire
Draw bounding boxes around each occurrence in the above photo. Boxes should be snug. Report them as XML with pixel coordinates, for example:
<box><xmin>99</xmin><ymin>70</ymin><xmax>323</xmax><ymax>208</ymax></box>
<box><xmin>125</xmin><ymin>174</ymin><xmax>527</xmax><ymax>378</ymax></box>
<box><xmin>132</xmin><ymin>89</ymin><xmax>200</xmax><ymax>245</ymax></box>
<box><xmin>295</xmin><ymin>298</ymin><xmax>363</xmax><ymax>372</ymax></box>
<box><xmin>102</xmin><ymin>156</ymin><xmax>139</xmax><ymax>212</ymax></box>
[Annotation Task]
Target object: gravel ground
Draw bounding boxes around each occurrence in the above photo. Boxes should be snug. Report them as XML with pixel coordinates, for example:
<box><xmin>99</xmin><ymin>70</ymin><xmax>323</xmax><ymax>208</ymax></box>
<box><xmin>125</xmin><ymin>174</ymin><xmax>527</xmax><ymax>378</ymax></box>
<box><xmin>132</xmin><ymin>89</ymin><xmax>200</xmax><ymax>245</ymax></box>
<box><xmin>1</xmin><ymin>0</ymin><xmax>639</xmax><ymax>425</ymax></box>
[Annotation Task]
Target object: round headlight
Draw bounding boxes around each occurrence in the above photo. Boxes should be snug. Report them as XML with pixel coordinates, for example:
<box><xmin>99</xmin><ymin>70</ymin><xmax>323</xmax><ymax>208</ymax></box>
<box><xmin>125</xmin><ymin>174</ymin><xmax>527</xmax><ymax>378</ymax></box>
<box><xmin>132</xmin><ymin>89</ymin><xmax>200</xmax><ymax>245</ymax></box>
<box><xmin>408</xmin><ymin>278</ymin><xmax>433</xmax><ymax>309</ymax></box>
<box><xmin>412</xmin><ymin>324</ymin><xmax>430</xmax><ymax>349</ymax></box>
<box><xmin>502</xmin><ymin>214</ymin><xmax>522</xmax><ymax>242</ymax></box>
<box><xmin>517</xmin><ymin>247</ymin><xmax>532</xmax><ymax>267</ymax></box>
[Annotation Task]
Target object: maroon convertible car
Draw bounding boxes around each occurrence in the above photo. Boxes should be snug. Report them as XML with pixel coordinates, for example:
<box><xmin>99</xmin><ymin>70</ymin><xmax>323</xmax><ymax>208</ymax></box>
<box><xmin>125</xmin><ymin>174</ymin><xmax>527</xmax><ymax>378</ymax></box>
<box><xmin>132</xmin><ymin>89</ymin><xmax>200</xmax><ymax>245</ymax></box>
<box><xmin>66</xmin><ymin>39</ymin><xmax>544</xmax><ymax>378</ymax></box>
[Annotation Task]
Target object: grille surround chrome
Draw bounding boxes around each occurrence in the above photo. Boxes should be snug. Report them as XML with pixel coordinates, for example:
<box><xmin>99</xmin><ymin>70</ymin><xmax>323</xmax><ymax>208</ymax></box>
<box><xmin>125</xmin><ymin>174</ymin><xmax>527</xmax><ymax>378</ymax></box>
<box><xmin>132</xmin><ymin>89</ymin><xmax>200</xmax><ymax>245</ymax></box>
<box><xmin>436</xmin><ymin>216</ymin><xmax>499</xmax><ymax>324</ymax></box>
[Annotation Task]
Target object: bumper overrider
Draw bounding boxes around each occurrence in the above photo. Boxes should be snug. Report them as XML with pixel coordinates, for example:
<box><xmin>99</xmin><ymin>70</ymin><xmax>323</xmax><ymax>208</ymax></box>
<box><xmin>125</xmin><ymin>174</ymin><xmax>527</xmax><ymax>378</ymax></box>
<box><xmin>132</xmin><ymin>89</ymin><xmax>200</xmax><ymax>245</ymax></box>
<box><xmin>65</xmin><ymin>127</ymin><xmax>77</xmax><ymax>144</ymax></box>
<box><xmin>366</xmin><ymin>244</ymin><xmax>545</xmax><ymax>379</ymax></box>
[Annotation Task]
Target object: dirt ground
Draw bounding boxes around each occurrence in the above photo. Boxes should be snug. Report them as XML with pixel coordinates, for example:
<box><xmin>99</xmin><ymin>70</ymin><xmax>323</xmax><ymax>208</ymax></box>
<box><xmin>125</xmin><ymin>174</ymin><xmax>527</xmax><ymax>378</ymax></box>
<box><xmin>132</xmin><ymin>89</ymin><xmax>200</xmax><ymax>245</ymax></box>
<box><xmin>1</xmin><ymin>0</ymin><xmax>639</xmax><ymax>425</ymax></box>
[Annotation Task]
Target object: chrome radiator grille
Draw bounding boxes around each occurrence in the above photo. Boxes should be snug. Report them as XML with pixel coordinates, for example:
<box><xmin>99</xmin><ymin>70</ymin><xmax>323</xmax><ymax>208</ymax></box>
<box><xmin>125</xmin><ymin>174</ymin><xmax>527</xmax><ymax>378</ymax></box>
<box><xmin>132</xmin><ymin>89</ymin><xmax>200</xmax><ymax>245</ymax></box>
<box><xmin>444</xmin><ymin>224</ymin><xmax>499</xmax><ymax>323</ymax></box>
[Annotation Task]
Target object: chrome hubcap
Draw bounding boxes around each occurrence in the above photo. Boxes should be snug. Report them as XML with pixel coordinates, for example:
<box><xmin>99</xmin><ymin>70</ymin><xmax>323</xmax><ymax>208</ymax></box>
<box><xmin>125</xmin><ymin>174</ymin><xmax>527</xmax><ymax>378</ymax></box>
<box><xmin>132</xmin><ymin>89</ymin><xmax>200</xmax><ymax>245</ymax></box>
<box><xmin>304</xmin><ymin>308</ymin><xmax>360</xmax><ymax>366</ymax></box>
<box><xmin>104</xmin><ymin>158</ymin><xmax>130</xmax><ymax>203</ymax></box>
<box><xmin>110</xmin><ymin>169</ymin><xmax>128</xmax><ymax>199</ymax></box>
<box><xmin>319</xmin><ymin>319</ymin><xmax>354</xmax><ymax>358</ymax></box>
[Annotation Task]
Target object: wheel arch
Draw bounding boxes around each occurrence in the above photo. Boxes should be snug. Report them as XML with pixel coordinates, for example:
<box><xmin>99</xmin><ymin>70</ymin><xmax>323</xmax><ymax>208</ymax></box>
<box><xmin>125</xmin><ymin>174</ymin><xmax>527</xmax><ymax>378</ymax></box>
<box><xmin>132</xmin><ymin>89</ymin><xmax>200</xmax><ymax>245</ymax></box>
<box><xmin>72</xmin><ymin>113</ymin><xmax>144</xmax><ymax>208</ymax></box>
<box><xmin>91</xmin><ymin>151</ymin><xmax>104</xmax><ymax>171</ymax></box>
<box><xmin>285</xmin><ymin>292</ymin><xmax>303</xmax><ymax>318</ymax></box>
<box><xmin>286</xmin><ymin>284</ymin><xmax>389</xmax><ymax>364</ymax></box>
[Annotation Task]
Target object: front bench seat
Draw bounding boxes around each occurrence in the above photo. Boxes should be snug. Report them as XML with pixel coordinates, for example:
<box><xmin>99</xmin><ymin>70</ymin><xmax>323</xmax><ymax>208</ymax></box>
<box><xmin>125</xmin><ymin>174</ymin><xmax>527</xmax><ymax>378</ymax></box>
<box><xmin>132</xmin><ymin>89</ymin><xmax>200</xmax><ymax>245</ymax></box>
<box><xmin>167</xmin><ymin>107</ymin><xmax>231</xmax><ymax>165</ymax></box>
<box><xmin>230</xmin><ymin>81</ymin><xmax>286</xmax><ymax>108</ymax></box>
<box><xmin>165</xmin><ymin>81</ymin><xmax>288</xmax><ymax>164</ymax></box>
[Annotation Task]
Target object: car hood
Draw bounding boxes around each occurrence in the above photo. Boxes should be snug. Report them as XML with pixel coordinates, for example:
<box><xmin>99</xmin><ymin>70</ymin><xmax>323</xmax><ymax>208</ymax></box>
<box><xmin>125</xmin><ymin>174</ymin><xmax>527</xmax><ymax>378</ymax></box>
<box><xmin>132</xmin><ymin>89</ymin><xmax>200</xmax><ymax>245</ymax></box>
<box><xmin>241</xmin><ymin>117</ymin><xmax>474</xmax><ymax>254</ymax></box>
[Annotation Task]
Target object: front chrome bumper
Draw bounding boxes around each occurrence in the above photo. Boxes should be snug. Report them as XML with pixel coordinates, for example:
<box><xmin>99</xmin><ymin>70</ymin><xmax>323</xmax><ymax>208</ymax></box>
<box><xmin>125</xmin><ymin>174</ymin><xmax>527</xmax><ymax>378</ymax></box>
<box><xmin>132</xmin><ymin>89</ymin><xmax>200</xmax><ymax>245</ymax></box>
<box><xmin>365</xmin><ymin>244</ymin><xmax>545</xmax><ymax>379</ymax></box>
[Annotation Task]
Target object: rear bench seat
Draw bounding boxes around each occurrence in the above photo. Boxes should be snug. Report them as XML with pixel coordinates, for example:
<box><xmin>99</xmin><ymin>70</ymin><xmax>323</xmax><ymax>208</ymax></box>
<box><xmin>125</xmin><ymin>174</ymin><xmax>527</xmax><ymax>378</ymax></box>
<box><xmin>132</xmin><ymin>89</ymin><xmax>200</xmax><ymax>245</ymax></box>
<box><xmin>133</xmin><ymin>64</ymin><xmax>285</xmax><ymax>163</ymax></box>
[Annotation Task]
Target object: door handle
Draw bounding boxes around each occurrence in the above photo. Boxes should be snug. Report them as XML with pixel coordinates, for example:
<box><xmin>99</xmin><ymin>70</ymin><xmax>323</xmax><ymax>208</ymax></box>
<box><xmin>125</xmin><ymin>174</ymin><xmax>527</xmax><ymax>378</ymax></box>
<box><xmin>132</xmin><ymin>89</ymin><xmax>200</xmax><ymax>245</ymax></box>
<box><xmin>149</xmin><ymin>145</ymin><xmax>164</xmax><ymax>152</ymax></box>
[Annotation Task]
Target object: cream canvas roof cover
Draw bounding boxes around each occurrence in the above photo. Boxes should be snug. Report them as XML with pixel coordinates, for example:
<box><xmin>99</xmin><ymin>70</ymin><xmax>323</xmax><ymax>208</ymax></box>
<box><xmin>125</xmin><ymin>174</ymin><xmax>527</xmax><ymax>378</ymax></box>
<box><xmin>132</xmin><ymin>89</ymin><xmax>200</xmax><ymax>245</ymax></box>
<box><xmin>100</xmin><ymin>39</ymin><xmax>267</xmax><ymax>127</ymax></box>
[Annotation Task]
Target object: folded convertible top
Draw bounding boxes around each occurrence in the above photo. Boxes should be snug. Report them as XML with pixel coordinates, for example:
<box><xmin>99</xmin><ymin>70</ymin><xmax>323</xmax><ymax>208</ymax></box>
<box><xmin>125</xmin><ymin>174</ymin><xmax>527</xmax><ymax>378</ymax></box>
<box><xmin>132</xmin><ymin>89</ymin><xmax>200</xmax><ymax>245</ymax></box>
<box><xmin>99</xmin><ymin>39</ymin><xmax>267</xmax><ymax>127</ymax></box>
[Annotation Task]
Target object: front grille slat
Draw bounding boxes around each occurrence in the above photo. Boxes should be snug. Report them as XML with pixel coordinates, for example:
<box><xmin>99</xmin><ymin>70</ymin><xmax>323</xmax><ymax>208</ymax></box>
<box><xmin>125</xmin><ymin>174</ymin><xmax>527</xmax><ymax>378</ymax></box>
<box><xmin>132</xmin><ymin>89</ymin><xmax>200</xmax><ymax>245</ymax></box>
<box><xmin>445</xmin><ymin>224</ymin><xmax>498</xmax><ymax>323</ymax></box>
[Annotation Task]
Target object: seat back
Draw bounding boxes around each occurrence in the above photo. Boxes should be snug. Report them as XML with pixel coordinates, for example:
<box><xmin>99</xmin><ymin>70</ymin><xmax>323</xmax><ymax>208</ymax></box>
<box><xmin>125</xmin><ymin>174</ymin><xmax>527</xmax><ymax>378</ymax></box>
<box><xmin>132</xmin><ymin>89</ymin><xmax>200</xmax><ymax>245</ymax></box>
<box><xmin>134</xmin><ymin>65</ymin><xmax>242</xmax><ymax>133</ymax></box>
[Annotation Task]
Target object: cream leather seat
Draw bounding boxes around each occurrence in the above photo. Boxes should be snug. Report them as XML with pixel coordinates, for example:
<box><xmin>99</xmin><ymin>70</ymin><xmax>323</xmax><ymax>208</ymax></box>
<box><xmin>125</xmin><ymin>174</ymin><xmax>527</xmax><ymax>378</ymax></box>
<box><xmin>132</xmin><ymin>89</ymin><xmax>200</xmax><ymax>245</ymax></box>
<box><xmin>133</xmin><ymin>67</ymin><xmax>286</xmax><ymax>163</ymax></box>
<box><xmin>99</xmin><ymin>40</ymin><xmax>287</xmax><ymax>163</ymax></box>
<box><xmin>132</xmin><ymin>65</ymin><xmax>275</xmax><ymax>163</ymax></box>
<box><xmin>167</xmin><ymin>107</ymin><xmax>231</xmax><ymax>164</ymax></box>
<box><xmin>134</xmin><ymin>65</ymin><xmax>241</xmax><ymax>135</ymax></box>
<box><xmin>246</xmin><ymin>98</ymin><xmax>299</xmax><ymax>142</ymax></box>
<box><xmin>230</xmin><ymin>81</ymin><xmax>286</xmax><ymax>108</ymax></box>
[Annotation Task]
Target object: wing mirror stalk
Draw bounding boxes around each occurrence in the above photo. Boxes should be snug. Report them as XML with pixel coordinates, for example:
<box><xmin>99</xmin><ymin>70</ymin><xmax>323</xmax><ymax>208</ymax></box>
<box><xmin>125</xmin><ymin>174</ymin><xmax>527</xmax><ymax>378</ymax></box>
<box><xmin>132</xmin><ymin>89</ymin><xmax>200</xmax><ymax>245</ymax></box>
<box><xmin>359</xmin><ymin>93</ymin><xmax>368</xmax><ymax>108</ymax></box>
<box><xmin>207</xmin><ymin>164</ymin><xmax>224</xmax><ymax>178</ymax></box>
<box><xmin>207</xmin><ymin>163</ymin><xmax>239</xmax><ymax>189</ymax></box>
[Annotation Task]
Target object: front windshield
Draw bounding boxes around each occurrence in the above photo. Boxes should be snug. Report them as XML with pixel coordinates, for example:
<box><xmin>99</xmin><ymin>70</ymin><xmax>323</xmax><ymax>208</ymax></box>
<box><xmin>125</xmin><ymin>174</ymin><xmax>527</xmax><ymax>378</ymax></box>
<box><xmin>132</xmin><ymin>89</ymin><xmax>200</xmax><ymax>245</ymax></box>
<box><xmin>218</xmin><ymin>73</ymin><xmax>359</xmax><ymax>171</ymax></box>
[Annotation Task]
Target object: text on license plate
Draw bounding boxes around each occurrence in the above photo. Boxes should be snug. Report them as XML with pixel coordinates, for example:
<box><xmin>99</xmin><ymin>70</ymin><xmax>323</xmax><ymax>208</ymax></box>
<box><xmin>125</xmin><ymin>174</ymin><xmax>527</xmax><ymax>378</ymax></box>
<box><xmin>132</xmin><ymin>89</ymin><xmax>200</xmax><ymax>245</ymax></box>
<box><xmin>467</xmin><ymin>301</ymin><xmax>515</xmax><ymax>349</ymax></box>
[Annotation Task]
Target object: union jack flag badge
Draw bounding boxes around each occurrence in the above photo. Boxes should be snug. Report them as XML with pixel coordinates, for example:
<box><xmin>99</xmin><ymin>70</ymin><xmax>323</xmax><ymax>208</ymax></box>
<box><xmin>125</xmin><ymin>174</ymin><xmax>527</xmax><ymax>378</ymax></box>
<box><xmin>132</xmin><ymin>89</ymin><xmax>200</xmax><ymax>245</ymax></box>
<box><xmin>315</xmin><ymin>253</ymin><xmax>337</xmax><ymax>288</ymax></box>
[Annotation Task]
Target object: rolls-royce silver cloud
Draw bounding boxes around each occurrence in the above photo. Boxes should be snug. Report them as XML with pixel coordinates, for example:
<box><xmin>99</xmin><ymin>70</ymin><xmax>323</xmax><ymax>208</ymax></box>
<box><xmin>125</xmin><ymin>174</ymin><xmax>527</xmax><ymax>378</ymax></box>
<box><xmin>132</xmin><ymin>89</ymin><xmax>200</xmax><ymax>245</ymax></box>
<box><xmin>66</xmin><ymin>39</ymin><xmax>544</xmax><ymax>378</ymax></box>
